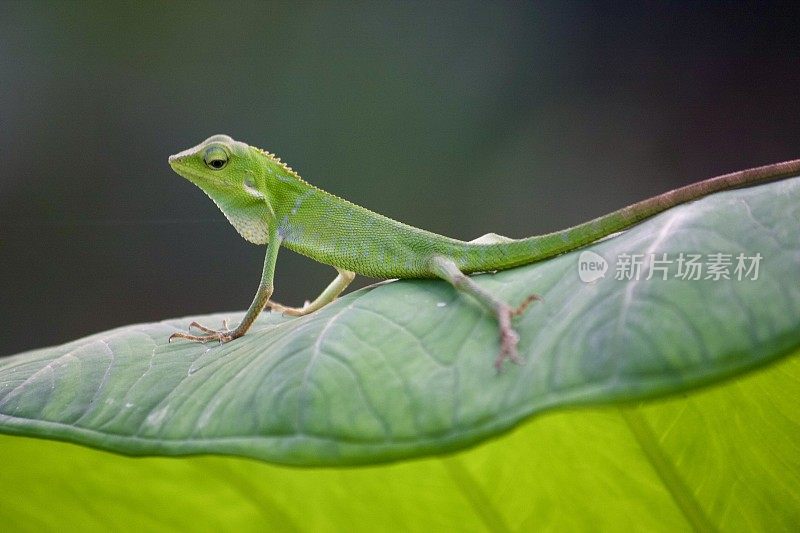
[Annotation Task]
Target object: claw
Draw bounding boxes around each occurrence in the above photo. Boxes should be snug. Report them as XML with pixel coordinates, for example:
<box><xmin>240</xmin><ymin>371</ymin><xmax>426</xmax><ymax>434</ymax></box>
<box><xmin>511</xmin><ymin>293</ymin><xmax>542</xmax><ymax>317</ymax></box>
<box><xmin>188</xmin><ymin>321</ymin><xmax>219</xmax><ymax>334</ymax></box>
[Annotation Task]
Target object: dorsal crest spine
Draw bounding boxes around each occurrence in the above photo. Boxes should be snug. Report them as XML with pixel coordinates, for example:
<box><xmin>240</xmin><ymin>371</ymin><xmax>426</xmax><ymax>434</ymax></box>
<box><xmin>253</xmin><ymin>145</ymin><xmax>305</xmax><ymax>182</ymax></box>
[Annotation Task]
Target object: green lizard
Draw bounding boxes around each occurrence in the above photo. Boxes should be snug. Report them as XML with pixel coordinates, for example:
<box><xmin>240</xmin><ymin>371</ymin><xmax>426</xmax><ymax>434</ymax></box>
<box><xmin>168</xmin><ymin>134</ymin><xmax>800</xmax><ymax>369</ymax></box>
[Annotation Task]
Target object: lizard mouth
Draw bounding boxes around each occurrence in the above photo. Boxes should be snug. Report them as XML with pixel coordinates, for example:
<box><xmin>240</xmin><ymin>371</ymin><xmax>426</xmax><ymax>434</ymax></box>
<box><xmin>168</xmin><ymin>157</ymin><xmax>222</xmax><ymax>188</ymax></box>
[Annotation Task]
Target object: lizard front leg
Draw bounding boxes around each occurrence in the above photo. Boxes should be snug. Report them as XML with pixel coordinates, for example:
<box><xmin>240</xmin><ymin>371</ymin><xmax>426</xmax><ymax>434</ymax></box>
<box><xmin>267</xmin><ymin>267</ymin><xmax>355</xmax><ymax>317</ymax></box>
<box><xmin>169</xmin><ymin>232</ymin><xmax>283</xmax><ymax>344</ymax></box>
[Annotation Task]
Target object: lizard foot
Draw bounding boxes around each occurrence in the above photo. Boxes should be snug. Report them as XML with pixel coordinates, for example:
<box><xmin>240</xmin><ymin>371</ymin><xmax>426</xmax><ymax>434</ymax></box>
<box><xmin>495</xmin><ymin>319</ymin><xmax>522</xmax><ymax>371</ymax></box>
<box><xmin>493</xmin><ymin>293</ymin><xmax>542</xmax><ymax>371</ymax></box>
<box><xmin>169</xmin><ymin>320</ymin><xmax>238</xmax><ymax>344</ymax></box>
<box><xmin>266</xmin><ymin>300</ymin><xmax>311</xmax><ymax>317</ymax></box>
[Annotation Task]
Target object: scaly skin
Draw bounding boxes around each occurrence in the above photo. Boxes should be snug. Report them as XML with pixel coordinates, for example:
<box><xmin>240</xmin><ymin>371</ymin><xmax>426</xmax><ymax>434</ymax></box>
<box><xmin>168</xmin><ymin>135</ymin><xmax>800</xmax><ymax>369</ymax></box>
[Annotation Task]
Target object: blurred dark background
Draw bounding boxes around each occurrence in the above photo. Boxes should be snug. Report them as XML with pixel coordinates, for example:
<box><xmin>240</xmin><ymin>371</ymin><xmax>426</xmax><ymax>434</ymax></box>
<box><xmin>1</xmin><ymin>1</ymin><xmax>799</xmax><ymax>356</ymax></box>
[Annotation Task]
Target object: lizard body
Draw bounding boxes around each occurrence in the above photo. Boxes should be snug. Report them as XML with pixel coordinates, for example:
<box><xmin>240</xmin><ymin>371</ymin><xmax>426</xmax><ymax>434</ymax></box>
<box><xmin>168</xmin><ymin>135</ymin><xmax>800</xmax><ymax>368</ymax></box>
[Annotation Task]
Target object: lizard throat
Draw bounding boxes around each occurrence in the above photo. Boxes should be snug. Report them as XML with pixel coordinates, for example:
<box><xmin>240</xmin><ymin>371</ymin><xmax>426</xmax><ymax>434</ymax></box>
<box><xmin>209</xmin><ymin>195</ymin><xmax>269</xmax><ymax>244</ymax></box>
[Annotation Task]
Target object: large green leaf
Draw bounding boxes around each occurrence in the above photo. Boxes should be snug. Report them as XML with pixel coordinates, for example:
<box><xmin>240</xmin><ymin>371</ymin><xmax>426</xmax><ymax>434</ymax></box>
<box><xmin>0</xmin><ymin>177</ymin><xmax>798</xmax><ymax>467</ymax></box>
<box><xmin>1</xmin><ymin>350</ymin><xmax>799</xmax><ymax>531</ymax></box>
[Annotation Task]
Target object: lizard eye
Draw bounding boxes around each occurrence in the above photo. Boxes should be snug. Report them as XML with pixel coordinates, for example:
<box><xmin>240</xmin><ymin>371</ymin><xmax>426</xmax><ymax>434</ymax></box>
<box><xmin>203</xmin><ymin>146</ymin><xmax>228</xmax><ymax>170</ymax></box>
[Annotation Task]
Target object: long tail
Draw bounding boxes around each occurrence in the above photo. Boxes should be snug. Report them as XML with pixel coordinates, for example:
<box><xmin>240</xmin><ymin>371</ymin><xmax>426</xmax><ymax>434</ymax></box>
<box><xmin>460</xmin><ymin>158</ymin><xmax>800</xmax><ymax>273</ymax></box>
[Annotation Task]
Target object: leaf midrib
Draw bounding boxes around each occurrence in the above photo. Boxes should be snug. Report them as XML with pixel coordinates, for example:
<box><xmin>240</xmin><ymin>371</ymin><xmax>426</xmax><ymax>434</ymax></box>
<box><xmin>620</xmin><ymin>407</ymin><xmax>716</xmax><ymax>532</ymax></box>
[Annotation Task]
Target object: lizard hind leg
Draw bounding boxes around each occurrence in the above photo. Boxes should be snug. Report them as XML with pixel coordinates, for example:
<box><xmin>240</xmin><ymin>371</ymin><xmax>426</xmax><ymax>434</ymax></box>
<box><xmin>267</xmin><ymin>267</ymin><xmax>355</xmax><ymax>317</ymax></box>
<box><xmin>429</xmin><ymin>256</ymin><xmax>540</xmax><ymax>371</ymax></box>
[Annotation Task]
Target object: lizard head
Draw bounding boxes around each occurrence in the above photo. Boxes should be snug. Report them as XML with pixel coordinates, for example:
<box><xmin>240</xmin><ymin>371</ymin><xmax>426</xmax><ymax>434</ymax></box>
<box><xmin>169</xmin><ymin>134</ymin><xmax>271</xmax><ymax>244</ymax></box>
